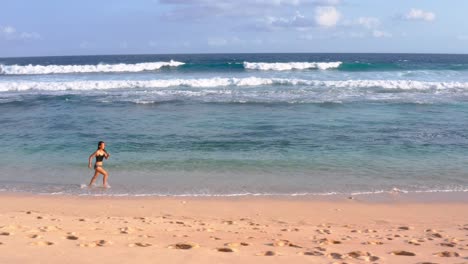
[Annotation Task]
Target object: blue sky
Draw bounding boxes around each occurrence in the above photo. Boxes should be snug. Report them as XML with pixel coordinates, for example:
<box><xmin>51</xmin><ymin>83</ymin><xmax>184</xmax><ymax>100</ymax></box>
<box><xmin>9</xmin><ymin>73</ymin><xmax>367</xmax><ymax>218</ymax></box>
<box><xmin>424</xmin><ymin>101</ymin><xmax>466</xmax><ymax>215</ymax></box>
<box><xmin>1</xmin><ymin>0</ymin><xmax>467</xmax><ymax>57</ymax></box>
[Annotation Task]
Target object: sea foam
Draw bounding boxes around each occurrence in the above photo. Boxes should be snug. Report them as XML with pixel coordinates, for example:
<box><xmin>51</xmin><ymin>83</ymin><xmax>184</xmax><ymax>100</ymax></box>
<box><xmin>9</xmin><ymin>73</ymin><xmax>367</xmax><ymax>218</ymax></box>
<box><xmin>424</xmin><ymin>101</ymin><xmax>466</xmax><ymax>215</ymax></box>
<box><xmin>1</xmin><ymin>77</ymin><xmax>468</xmax><ymax>92</ymax></box>
<box><xmin>243</xmin><ymin>61</ymin><xmax>342</xmax><ymax>70</ymax></box>
<box><xmin>0</xmin><ymin>60</ymin><xmax>185</xmax><ymax>75</ymax></box>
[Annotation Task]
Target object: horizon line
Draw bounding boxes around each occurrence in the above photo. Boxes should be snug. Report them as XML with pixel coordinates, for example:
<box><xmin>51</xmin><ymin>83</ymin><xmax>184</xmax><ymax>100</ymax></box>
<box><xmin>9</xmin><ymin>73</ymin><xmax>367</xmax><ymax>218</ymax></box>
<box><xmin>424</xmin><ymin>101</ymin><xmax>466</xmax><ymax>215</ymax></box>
<box><xmin>2</xmin><ymin>51</ymin><xmax>468</xmax><ymax>60</ymax></box>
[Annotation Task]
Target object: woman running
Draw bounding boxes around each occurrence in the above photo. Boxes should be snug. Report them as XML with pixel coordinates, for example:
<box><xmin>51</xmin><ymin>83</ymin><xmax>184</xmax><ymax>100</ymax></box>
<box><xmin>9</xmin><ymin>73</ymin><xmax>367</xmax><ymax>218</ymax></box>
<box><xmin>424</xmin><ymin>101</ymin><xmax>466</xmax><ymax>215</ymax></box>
<box><xmin>88</xmin><ymin>141</ymin><xmax>111</xmax><ymax>187</ymax></box>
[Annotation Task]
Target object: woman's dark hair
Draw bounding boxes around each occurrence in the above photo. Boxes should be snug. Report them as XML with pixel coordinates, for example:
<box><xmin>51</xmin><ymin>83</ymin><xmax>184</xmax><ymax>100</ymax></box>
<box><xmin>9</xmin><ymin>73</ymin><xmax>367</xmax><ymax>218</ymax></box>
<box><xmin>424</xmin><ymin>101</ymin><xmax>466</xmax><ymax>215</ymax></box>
<box><xmin>97</xmin><ymin>141</ymin><xmax>105</xmax><ymax>150</ymax></box>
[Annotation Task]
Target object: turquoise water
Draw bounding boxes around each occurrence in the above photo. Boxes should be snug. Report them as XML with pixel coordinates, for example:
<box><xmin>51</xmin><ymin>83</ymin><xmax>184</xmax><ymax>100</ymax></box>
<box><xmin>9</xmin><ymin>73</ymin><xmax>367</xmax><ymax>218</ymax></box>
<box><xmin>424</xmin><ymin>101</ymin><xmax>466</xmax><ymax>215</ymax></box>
<box><xmin>0</xmin><ymin>53</ymin><xmax>467</xmax><ymax>196</ymax></box>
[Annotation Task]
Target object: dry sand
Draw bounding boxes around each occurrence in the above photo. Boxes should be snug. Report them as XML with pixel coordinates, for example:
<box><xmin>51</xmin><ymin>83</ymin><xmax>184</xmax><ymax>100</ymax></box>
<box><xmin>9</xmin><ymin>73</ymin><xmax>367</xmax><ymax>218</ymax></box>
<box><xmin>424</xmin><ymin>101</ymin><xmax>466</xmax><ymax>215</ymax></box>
<box><xmin>0</xmin><ymin>194</ymin><xmax>467</xmax><ymax>264</ymax></box>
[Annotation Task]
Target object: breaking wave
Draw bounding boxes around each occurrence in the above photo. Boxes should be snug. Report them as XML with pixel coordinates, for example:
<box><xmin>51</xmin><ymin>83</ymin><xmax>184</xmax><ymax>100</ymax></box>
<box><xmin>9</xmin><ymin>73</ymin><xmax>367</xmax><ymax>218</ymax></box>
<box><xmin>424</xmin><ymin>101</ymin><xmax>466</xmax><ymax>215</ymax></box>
<box><xmin>243</xmin><ymin>61</ymin><xmax>342</xmax><ymax>71</ymax></box>
<box><xmin>0</xmin><ymin>60</ymin><xmax>185</xmax><ymax>75</ymax></box>
<box><xmin>1</xmin><ymin>77</ymin><xmax>468</xmax><ymax>92</ymax></box>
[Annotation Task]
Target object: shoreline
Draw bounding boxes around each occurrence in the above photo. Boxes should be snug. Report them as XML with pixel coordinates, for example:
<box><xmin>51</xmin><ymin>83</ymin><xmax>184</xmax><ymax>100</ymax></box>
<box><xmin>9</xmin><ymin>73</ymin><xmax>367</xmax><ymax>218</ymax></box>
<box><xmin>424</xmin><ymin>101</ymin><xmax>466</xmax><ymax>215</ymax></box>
<box><xmin>1</xmin><ymin>189</ymin><xmax>467</xmax><ymax>203</ymax></box>
<box><xmin>0</xmin><ymin>193</ymin><xmax>466</xmax><ymax>263</ymax></box>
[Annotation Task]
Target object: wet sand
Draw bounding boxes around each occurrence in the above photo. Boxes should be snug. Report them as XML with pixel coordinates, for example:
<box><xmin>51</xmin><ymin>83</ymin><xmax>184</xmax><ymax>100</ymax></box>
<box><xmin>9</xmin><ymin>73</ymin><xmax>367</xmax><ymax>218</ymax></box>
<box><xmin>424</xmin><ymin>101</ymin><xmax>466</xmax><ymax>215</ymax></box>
<box><xmin>0</xmin><ymin>194</ymin><xmax>467</xmax><ymax>263</ymax></box>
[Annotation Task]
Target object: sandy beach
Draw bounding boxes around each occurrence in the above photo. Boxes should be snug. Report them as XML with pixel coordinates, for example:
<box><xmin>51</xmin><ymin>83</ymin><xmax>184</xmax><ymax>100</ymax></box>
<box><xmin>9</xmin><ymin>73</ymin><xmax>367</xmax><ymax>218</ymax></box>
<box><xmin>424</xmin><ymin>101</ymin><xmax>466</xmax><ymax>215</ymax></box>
<box><xmin>0</xmin><ymin>194</ymin><xmax>466</xmax><ymax>264</ymax></box>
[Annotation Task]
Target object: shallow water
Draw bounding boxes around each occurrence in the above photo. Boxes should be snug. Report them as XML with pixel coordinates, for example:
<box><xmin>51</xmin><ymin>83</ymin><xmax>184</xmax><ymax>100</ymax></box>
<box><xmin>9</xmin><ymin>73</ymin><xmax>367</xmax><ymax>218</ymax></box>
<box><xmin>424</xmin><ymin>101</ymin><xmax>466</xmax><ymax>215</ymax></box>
<box><xmin>1</xmin><ymin>53</ymin><xmax>467</xmax><ymax>196</ymax></box>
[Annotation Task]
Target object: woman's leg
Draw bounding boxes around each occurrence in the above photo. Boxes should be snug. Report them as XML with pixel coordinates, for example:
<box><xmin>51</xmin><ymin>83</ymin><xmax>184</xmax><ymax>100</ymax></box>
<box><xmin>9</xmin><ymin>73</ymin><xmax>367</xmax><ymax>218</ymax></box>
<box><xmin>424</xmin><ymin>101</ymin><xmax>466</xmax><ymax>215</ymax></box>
<box><xmin>88</xmin><ymin>170</ymin><xmax>100</xmax><ymax>186</ymax></box>
<box><xmin>96</xmin><ymin>167</ymin><xmax>109</xmax><ymax>187</ymax></box>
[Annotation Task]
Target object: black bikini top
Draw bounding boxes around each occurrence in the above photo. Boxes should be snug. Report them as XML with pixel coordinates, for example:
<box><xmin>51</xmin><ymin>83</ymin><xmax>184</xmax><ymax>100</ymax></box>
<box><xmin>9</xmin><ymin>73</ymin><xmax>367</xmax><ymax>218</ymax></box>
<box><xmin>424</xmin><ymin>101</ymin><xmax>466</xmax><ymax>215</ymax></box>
<box><xmin>96</xmin><ymin>152</ymin><xmax>106</xmax><ymax>162</ymax></box>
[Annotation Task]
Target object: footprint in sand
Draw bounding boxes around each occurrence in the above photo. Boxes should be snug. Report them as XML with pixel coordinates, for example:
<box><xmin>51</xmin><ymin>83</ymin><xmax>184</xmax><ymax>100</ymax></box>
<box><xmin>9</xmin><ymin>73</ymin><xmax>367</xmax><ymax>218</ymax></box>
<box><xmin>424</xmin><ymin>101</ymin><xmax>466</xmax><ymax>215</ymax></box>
<box><xmin>95</xmin><ymin>240</ymin><xmax>112</xmax><ymax>247</ymax></box>
<box><xmin>270</xmin><ymin>239</ymin><xmax>289</xmax><ymax>247</ymax></box>
<box><xmin>225</xmin><ymin>242</ymin><xmax>249</xmax><ymax>247</ymax></box>
<box><xmin>390</xmin><ymin>250</ymin><xmax>416</xmax><ymax>256</ymax></box>
<box><xmin>197</xmin><ymin>227</ymin><xmax>215</xmax><ymax>233</ymax></box>
<box><xmin>318</xmin><ymin>238</ymin><xmax>342</xmax><ymax>245</ymax></box>
<box><xmin>425</xmin><ymin>229</ymin><xmax>443</xmax><ymax>238</ymax></box>
<box><xmin>28</xmin><ymin>234</ymin><xmax>42</xmax><ymax>239</ymax></box>
<box><xmin>168</xmin><ymin>243</ymin><xmax>199</xmax><ymax>250</ymax></box>
<box><xmin>217</xmin><ymin>247</ymin><xmax>237</xmax><ymax>253</ymax></box>
<box><xmin>326</xmin><ymin>252</ymin><xmax>343</xmax><ymax>259</ymax></box>
<box><xmin>398</xmin><ymin>226</ymin><xmax>412</xmax><ymax>231</ymax></box>
<box><xmin>314</xmin><ymin>246</ymin><xmax>327</xmax><ymax>252</ymax></box>
<box><xmin>38</xmin><ymin>226</ymin><xmax>61</xmax><ymax>232</ymax></box>
<box><xmin>79</xmin><ymin>240</ymin><xmax>112</xmax><ymax>247</ymax></box>
<box><xmin>297</xmin><ymin>251</ymin><xmax>324</xmax><ymax>256</ymax></box>
<box><xmin>0</xmin><ymin>232</ymin><xmax>11</xmax><ymax>236</ymax></box>
<box><xmin>439</xmin><ymin>242</ymin><xmax>456</xmax><ymax>247</ymax></box>
<box><xmin>256</xmin><ymin>251</ymin><xmax>278</xmax><ymax>256</ymax></box>
<box><xmin>281</xmin><ymin>228</ymin><xmax>299</xmax><ymax>232</ymax></box>
<box><xmin>316</xmin><ymin>229</ymin><xmax>331</xmax><ymax>234</ymax></box>
<box><xmin>268</xmin><ymin>239</ymin><xmax>302</xmax><ymax>248</ymax></box>
<box><xmin>138</xmin><ymin>234</ymin><xmax>155</xmax><ymax>239</ymax></box>
<box><xmin>407</xmin><ymin>239</ymin><xmax>422</xmax><ymax>246</ymax></box>
<box><xmin>433</xmin><ymin>251</ymin><xmax>460</xmax><ymax>257</ymax></box>
<box><xmin>129</xmin><ymin>242</ymin><xmax>152</xmax><ymax>248</ymax></box>
<box><xmin>362</xmin><ymin>241</ymin><xmax>384</xmax><ymax>245</ymax></box>
<box><xmin>30</xmin><ymin>241</ymin><xmax>54</xmax><ymax>246</ymax></box>
<box><xmin>346</xmin><ymin>251</ymin><xmax>380</xmax><ymax>262</ymax></box>
<box><xmin>120</xmin><ymin>226</ymin><xmax>143</xmax><ymax>234</ymax></box>
<box><xmin>172</xmin><ymin>234</ymin><xmax>189</xmax><ymax>238</ymax></box>
<box><xmin>66</xmin><ymin>235</ymin><xmax>79</xmax><ymax>240</ymax></box>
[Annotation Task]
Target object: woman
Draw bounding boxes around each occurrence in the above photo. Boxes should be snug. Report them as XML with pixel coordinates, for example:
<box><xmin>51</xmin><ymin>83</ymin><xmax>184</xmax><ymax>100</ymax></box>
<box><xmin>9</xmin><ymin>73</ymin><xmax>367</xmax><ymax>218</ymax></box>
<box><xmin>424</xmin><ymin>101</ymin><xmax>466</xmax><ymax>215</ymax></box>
<box><xmin>88</xmin><ymin>141</ymin><xmax>111</xmax><ymax>188</ymax></box>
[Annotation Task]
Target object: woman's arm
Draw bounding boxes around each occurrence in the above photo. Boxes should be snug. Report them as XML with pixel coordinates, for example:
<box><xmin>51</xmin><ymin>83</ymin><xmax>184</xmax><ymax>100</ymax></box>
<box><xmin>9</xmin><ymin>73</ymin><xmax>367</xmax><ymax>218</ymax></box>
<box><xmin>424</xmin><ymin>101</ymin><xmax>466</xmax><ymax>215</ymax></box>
<box><xmin>104</xmin><ymin>149</ymin><xmax>110</xmax><ymax>159</ymax></box>
<box><xmin>88</xmin><ymin>151</ymin><xmax>97</xmax><ymax>168</ymax></box>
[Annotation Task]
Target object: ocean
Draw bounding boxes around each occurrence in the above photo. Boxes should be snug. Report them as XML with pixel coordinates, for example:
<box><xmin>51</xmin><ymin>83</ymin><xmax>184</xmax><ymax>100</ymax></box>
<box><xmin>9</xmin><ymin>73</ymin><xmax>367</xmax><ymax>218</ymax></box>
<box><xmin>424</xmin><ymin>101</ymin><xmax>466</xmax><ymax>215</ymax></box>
<box><xmin>0</xmin><ymin>53</ymin><xmax>467</xmax><ymax>197</ymax></box>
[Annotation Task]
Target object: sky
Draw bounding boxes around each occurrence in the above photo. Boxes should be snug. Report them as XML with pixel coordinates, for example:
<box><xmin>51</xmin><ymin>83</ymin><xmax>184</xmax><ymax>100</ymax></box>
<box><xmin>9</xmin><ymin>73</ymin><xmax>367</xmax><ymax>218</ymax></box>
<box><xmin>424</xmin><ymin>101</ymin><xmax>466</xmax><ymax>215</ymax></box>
<box><xmin>1</xmin><ymin>0</ymin><xmax>467</xmax><ymax>57</ymax></box>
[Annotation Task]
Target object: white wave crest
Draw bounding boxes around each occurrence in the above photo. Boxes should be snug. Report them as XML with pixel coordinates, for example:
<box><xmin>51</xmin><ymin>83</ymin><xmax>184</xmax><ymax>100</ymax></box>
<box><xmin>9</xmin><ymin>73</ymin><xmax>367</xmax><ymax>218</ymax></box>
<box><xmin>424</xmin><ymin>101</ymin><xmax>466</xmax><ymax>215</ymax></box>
<box><xmin>0</xmin><ymin>60</ymin><xmax>185</xmax><ymax>75</ymax></box>
<box><xmin>243</xmin><ymin>61</ymin><xmax>342</xmax><ymax>70</ymax></box>
<box><xmin>1</xmin><ymin>77</ymin><xmax>468</xmax><ymax>92</ymax></box>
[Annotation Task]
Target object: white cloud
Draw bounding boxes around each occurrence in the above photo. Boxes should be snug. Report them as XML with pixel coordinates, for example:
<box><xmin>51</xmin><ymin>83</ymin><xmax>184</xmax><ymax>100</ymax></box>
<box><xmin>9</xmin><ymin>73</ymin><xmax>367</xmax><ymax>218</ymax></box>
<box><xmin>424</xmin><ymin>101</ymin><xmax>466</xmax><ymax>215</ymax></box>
<box><xmin>373</xmin><ymin>30</ymin><xmax>392</xmax><ymax>38</ymax></box>
<box><xmin>1</xmin><ymin>25</ymin><xmax>41</xmax><ymax>40</ymax></box>
<box><xmin>315</xmin><ymin>6</ymin><xmax>340</xmax><ymax>27</ymax></box>
<box><xmin>341</xmin><ymin>17</ymin><xmax>389</xmax><ymax>39</ymax></box>
<box><xmin>405</xmin><ymin>8</ymin><xmax>435</xmax><ymax>21</ymax></box>
<box><xmin>300</xmin><ymin>31</ymin><xmax>365</xmax><ymax>40</ymax></box>
<box><xmin>160</xmin><ymin>0</ymin><xmax>342</xmax><ymax>22</ymax></box>
<box><xmin>258</xmin><ymin>0</ymin><xmax>300</xmax><ymax>5</ymax></box>
<box><xmin>357</xmin><ymin>17</ymin><xmax>380</xmax><ymax>29</ymax></box>
<box><xmin>314</xmin><ymin>0</ymin><xmax>341</xmax><ymax>4</ymax></box>
<box><xmin>265</xmin><ymin>11</ymin><xmax>314</xmax><ymax>30</ymax></box>
<box><xmin>19</xmin><ymin>32</ymin><xmax>41</xmax><ymax>40</ymax></box>
<box><xmin>160</xmin><ymin>0</ymin><xmax>340</xmax><ymax>8</ymax></box>
<box><xmin>1</xmin><ymin>26</ymin><xmax>16</xmax><ymax>40</ymax></box>
<box><xmin>2</xmin><ymin>26</ymin><xmax>16</xmax><ymax>35</ymax></box>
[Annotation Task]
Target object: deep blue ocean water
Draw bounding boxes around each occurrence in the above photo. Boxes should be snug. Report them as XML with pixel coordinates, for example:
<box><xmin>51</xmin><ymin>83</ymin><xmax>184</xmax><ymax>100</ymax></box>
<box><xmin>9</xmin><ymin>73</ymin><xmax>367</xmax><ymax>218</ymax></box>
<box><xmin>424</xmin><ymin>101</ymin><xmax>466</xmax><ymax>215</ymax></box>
<box><xmin>0</xmin><ymin>53</ymin><xmax>467</xmax><ymax>196</ymax></box>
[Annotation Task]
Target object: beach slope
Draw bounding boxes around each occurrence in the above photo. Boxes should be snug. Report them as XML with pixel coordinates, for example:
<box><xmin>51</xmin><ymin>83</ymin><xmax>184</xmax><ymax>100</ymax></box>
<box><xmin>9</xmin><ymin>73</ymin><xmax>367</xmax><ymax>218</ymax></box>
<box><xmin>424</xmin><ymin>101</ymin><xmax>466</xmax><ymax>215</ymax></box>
<box><xmin>0</xmin><ymin>195</ymin><xmax>467</xmax><ymax>263</ymax></box>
